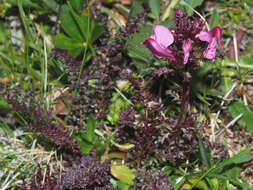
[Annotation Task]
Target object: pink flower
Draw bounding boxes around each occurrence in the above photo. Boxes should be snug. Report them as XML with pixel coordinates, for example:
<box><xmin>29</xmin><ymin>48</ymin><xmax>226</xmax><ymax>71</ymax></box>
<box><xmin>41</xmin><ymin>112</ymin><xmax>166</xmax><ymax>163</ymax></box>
<box><xmin>182</xmin><ymin>39</ymin><xmax>192</xmax><ymax>64</ymax></box>
<box><xmin>198</xmin><ymin>26</ymin><xmax>224</xmax><ymax>61</ymax></box>
<box><xmin>143</xmin><ymin>25</ymin><xmax>175</xmax><ymax>61</ymax></box>
<box><xmin>175</xmin><ymin>9</ymin><xmax>184</xmax><ymax>17</ymax></box>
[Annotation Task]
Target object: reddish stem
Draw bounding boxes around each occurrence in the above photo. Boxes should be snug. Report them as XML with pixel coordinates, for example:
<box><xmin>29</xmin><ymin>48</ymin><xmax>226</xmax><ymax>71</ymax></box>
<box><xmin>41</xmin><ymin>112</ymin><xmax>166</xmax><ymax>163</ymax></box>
<box><xmin>174</xmin><ymin>81</ymin><xmax>190</xmax><ymax>131</ymax></box>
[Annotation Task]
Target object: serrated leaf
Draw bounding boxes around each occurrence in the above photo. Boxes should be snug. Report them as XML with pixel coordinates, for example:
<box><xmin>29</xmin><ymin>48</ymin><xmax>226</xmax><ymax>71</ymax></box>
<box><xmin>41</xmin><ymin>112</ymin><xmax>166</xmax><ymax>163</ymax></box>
<box><xmin>126</xmin><ymin>25</ymin><xmax>153</xmax><ymax>65</ymax></box>
<box><xmin>228</xmin><ymin>100</ymin><xmax>253</xmax><ymax>132</ymax></box>
<box><xmin>111</xmin><ymin>163</ymin><xmax>136</xmax><ymax>185</ymax></box>
<box><xmin>83</xmin><ymin>115</ymin><xmax>97</xmax><ymax>143</ymax></box>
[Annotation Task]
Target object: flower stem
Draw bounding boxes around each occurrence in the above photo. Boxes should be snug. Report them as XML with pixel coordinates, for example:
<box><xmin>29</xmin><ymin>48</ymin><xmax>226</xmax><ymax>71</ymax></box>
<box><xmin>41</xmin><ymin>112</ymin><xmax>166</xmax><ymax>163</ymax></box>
<box><xmin>175</xmin><ymin>80</ymin><xmax>190</xmax><ymax>131</ymax></box>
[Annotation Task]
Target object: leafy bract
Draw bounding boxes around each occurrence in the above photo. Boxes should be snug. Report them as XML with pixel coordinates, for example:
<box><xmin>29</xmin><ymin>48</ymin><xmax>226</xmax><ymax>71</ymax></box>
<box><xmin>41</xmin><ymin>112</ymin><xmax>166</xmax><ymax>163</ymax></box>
<box><xmin>126</xmin><ymin>25</ymin><xmax>153</xmax><ymax>70</ymax></box>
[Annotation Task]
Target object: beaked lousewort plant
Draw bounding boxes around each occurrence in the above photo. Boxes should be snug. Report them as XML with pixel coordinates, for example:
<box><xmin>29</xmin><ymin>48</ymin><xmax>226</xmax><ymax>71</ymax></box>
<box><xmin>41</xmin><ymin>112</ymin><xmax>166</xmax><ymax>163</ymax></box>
<box><xmin>1</xmin><ymin>6</ymin><xmax>230</xmax><ymax>189</ymax></box>
<box><xmin>143</xmin><ymin>9</ymin><xmax>223</xmax><ymax>133</ymax></box>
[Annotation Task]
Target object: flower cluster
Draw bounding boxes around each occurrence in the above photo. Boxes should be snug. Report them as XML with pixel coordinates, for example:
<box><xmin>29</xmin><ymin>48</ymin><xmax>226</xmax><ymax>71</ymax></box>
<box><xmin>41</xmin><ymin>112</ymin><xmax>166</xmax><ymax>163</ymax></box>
<box><xmin>144</xmin><ymin>9</ymin><xmax>223</xmax><ymax>66</ymax></box>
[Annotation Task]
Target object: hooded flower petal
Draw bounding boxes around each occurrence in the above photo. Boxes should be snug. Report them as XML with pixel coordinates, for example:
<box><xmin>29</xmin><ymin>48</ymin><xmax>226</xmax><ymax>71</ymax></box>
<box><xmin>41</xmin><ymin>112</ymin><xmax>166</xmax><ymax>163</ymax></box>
<box><xmin>143</xmin><ymin>38</ymin><xmax>174</xmax><ymax>60</ymax></box>
<box><xmin>151</xmin><ymin>25</ymin><xmax>174</xmax><ymax>48</ymax></box>
<box><xmin>199</xmin><ymin>26</ymin><xmax>223</xmax><ymax>61</ymax></box>
<box><xmin>203</xmin><ymin>38</ymin><xmax>217</xmax><ymax>61</ymax></box>
<box><xmin>182</xmin><ymin>39</ymin><xmax>192</xmax><ymax>64</ymax></box>
<box><xmin>143</xmin><ymin>25</ymin><xmax>175</xmax><ymax>61</ymax></box>
<box><xmin>212</xmin><ymin>26</ymin><xmax>223</xmax><ymax>50</ymax></box>
<box><xmin>199</xmin><ymin>31</ymin><xmax>213</xmax><ymax>43</ymax></box>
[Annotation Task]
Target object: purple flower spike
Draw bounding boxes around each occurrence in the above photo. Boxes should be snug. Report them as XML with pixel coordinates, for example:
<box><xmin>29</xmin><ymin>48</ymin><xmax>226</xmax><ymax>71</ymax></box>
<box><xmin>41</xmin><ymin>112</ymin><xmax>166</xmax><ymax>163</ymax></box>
<box><xmin>199</xmin><ymin>26</ymin><xmax>223</xmax><ymax>61</ymax></box>
<box><xmin>143</xmin><ymin>25</ymin><xmax>175</xmax><ymax>60</ymax></box>
<box><xmin>182</xmin><ymin>39</ymin><xmax>192</xmax><ymax>64</ymax></box>
<box><xmin>175</xmin><ymin>9</ymin><xmax>184</xmax><ymax>17</ymax></box>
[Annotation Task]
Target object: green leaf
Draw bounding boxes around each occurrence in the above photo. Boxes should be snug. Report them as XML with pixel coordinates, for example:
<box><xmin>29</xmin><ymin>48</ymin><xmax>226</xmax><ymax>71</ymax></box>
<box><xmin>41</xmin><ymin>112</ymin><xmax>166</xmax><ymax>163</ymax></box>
<box><xmin>69</xmin><ymin>0</ymin><xmax>83</xmax><ymax>12</ymax></box>
<box><xmin>224</xmin><ymin>167</ymin><xmax>241</xmax><ymax>180</ymax></box>
<box><xmin>54</xmin><ymin>34</ymin><xmax>83</xmax><ymax>49</ymax></box>
<box><xmin>224</xmin><ymin>56</ymin><xmax>253</xmax><ymax>69</ymax></box>
<box><xmin>187</xmin><ymin>0</ymin><xmax>203</xmax><ymax>8</ymax></box>
<box><xmin>208</xmin><ymin>144</ymin><xmax>253</xmax><ymax>176</ymax></box>
<box><xmin>83</xmin><ymin>115</ymin><xmax>97</xmax><ymax>143</ymax></box>
<box><xmin>210</xmin><ymin>10</ymin><xmax>220</xmax><ymax>29</ymax></box>
<box><xmin>113</xmin><ymin>4</ymin><xmax>129</xmax><ymax>18</ymax></box>
<box><xmin>232</xmin><ymin>152</ymin><xmax>252</xmax><ymax>164</ymax></box>
<box><xmin>110</xmin><ymin>178</ymin><xmax>131</xmax><ymax>190</ymax></box>
<box><xmin>107</xmin><ymin>93</ymin><xmax>129</xmax><ymax>125</ymax></box>
<box><xmin>228</xmin><ymin>100</ymin><xmax>253</xmax><ymax>132</ymax></box>
<box><xmin>41</xmin><ymin>0</ymin><xmax>59</xmax><ymax>13</ymax></box>
<box><xmin>80</xmin><ymin>141</ymin><xmax>94</xmax><ymax>154</ymax></box>
<box><xmin>126</xmin><ymin>25</ymin><xmax>154</xmax><ymax>66</ymax></box>
<box><xmin>188</xmin><ymin>178</ymin><xmax>209</xmax><ymax>190</ymax></box>
<box><xmin>220</xmin><ymin>68</ymin><xmax>233</xmax><ymax>93</ymax></box>
<box><xmin>162</xmin><ymin>0</ymin><xmax>180</xmax><ymax>21</ymax></box>
<box><xmin>75</xmin><ymin>135</ymin><xmax>94</xmax><ymax>154</ymax></box>
<box><xmin>0</xmin><ymin>98</ymin><xmax>10</xmax><ymax>114</ymax></box>
<box><xmin>17</xmin><ymin>0</ymin><xmax>33</xmax><ymax>42</ymax></box>
<box><xmin>111</xmin><ymin>163</ymin><xmax>136</xmax><ymax>185</ymax></box>
<box><xmin>198</xmin><ymin>131</ymin><xmax>211</xmax><ymax>168</ymax></box>
<box><xmin>206</xmin><ymin>178</ymin><xmax>219</xmax><ymax>190</ymax></box>
<box><xmin>68</xmin><ymin>47</ymin><xmax>83</xmax><ymax>57</ymax></box>
<box><xmin>148</xmin><ymin>0</ymin><xmax>160</xmax><ymax>18</ymax></box>
<box><xmin>184</xmin><ymin>0</ymin><xmax>204</xmax><ymax>16</ymax></box>
<box><xmin>90</xmin><ymin>19</ymin><xmax>104</xmax><ymax>43</ymax></box>
<box><xmin>68</xmin><ymin>5</ymin><xmax>104</xmax><ymax>43</ymax></box>
<box><xmin>128</xmin><ymin>2</ymin><xmax>144</xmax><ymax>18</ymax></box>
<box><xmin>0</xmin><ymin>117</ymin><xmax>13</xmax><ymax>137</ymax></box>
<box><xmin>60</xmin><ymin>5</ymin><xmax>83</xmax><ymax>41</ymax></box>
<box><xmin>7</xmin><ymin>0</ymin><xmax>42</xmax><ymax>9</ymax></box>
